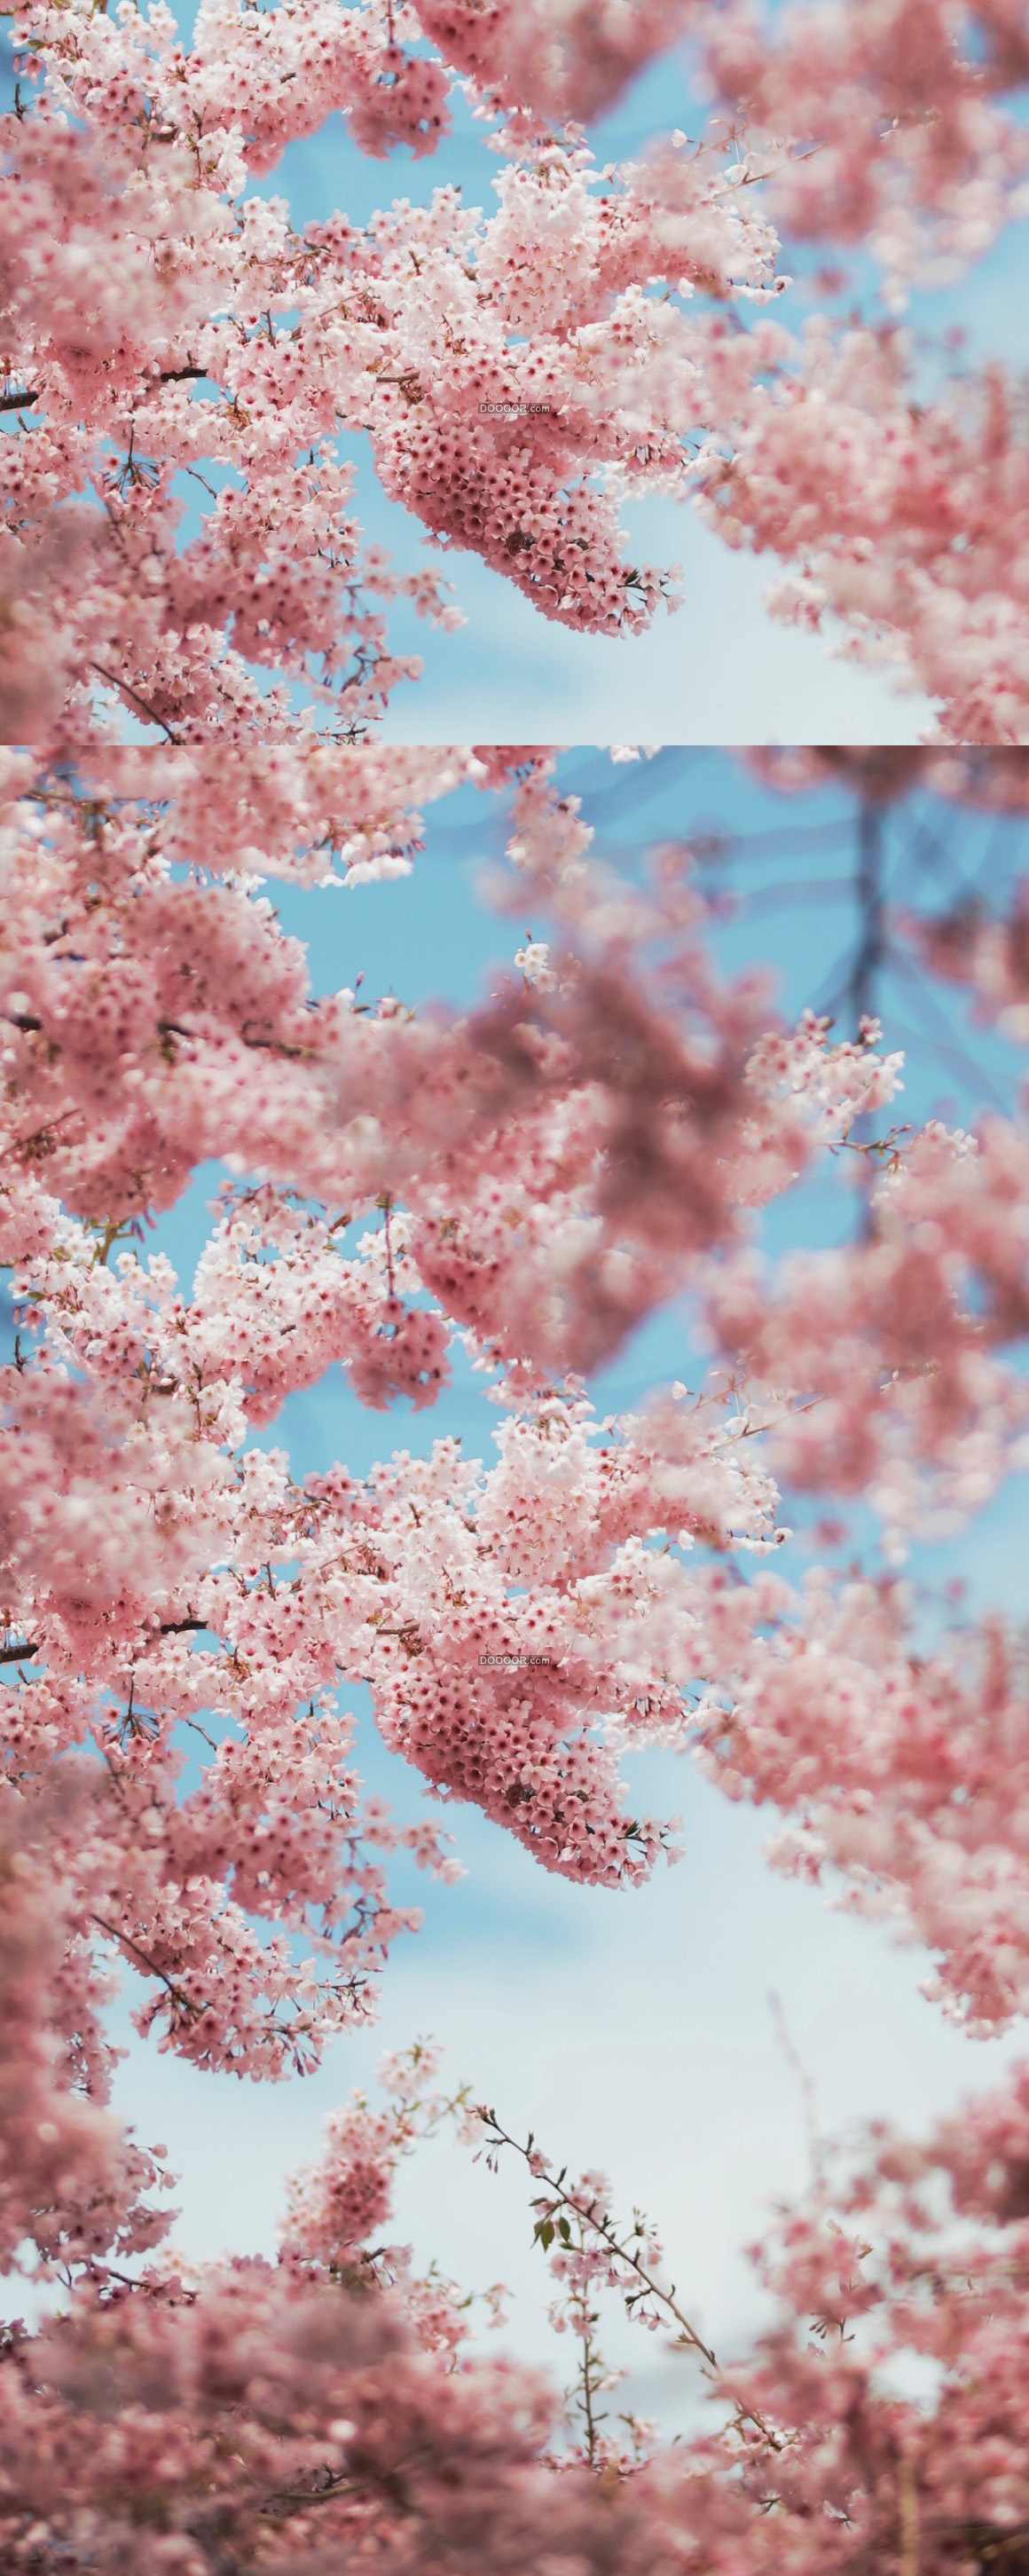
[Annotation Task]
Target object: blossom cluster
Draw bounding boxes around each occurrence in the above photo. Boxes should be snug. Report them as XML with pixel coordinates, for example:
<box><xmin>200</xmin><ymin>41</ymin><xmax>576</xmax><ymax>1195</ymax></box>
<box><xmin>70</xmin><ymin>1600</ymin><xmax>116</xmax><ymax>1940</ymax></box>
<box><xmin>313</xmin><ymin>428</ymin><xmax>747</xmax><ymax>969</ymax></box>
<box><xmin>0</xmin><ymin>748</ymin><xmax>1028</xmax><ymax>2163</ymax></box>
<box><xmin>8</xmin><ymin>0</ymin><xmax>1029</xmax><ymax>737</ymax></box>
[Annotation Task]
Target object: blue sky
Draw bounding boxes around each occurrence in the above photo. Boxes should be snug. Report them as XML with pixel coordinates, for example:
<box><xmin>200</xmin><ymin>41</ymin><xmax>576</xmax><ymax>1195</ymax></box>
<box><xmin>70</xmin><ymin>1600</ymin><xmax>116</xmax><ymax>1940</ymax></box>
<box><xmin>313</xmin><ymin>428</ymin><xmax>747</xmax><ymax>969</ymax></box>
<box><xmin>32</xmin><ymin>749</ymin><xmax>1020</xmax><ymax>2435</ymax></box>
<box><xmin>16</xmin><ymin>7</ymin><xmax>1028</xmax><ymax>740</ymax></box>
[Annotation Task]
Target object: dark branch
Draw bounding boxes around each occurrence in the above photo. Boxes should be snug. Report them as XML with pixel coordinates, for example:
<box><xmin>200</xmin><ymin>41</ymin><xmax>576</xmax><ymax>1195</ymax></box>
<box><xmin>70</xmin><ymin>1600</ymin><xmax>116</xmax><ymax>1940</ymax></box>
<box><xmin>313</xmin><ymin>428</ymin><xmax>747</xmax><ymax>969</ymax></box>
<box><xmin>848</xmin><ymin>801</ymin><xmax>887</xmax><ymax>1243</ymax></box>
<box><xmin>86</xmin><ymin>1913</ymin><xmax>202</xmax><ymax>2019</ymax></box>
<box><xmin>849</xmin><ymin>801</ymin><xmax>885</xmax><ymax>1036</ymax></box>
<box><xmin>240</xmin><ymin>1021</ymin><xmax>308</xmax><ymax>1060</ymax></box>
<box><xmin>0</xmin><ymin>1641</ymin><xmax>40</xmax><ymax>1663</ymax></box>
<box><xmin>0</xmin><ymin>388</ymin><xmax>40</xmax><ymax>411</ymax></box>
<box><xmin>87</xmin><ymin>664</ymin><xmax>182</xmax><ymax>744</ymax></box>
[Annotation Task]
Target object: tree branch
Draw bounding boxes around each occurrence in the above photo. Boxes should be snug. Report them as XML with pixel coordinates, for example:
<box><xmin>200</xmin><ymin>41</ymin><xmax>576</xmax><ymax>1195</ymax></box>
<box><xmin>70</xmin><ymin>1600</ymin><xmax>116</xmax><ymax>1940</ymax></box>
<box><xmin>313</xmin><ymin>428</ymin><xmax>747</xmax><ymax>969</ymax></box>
<box><xmin>86</xmin><ymin>1913</ymin><xmax>202</xmax><ymax>2021</ymax></box>
<box><xmin>849</xmin><ymin>800</ymin><xmax>885</xmax><ymax>1037</ymax></box>
<box><xmin>87</xmin><ymin>664</ymin><xmax>183</xmax><ymax>744</ymax></box>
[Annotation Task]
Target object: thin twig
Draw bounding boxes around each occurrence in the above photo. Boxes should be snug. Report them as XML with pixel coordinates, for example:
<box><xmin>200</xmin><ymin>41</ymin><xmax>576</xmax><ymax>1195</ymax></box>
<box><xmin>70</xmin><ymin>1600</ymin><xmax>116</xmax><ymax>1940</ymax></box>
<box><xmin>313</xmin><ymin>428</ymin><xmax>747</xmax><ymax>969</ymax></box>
<box><xmin>767</xmin><ymin>1989</ymin><xmax>821</xmax><ymax>2183</ymax></box>
<box><xmin>476</xmin><ymin>2108</ymin><xmax>784</xmax><ymax>2452</ymax></box>
<box><xmin>849</xmin><ymin>801</ymin><xmax>885</xmax><ymax>1038</ymax></box>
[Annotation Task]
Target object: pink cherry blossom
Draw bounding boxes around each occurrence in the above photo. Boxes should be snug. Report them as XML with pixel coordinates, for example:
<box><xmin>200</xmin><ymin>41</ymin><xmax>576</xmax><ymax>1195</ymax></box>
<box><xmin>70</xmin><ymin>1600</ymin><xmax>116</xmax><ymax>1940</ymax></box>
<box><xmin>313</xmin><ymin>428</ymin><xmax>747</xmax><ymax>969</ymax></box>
<box><xmin>8</xmin><ymin>0</ymin><xmax>1029</xmax><ymax>737</ymax></box>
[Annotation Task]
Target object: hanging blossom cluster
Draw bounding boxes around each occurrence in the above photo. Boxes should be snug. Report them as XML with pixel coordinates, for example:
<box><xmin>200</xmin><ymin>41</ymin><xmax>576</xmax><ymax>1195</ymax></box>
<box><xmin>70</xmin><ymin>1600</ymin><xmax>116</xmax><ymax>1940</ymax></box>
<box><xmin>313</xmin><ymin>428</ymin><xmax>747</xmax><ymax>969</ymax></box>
<box><xmin>7</xmin><ymin>0</ymin><xmax>1029</xmax><ymax>743</ymax></box>
<box><xmin>0</xmin><ymin>0</ymin><xmax>778</xmax><ymax>747</ymax></box>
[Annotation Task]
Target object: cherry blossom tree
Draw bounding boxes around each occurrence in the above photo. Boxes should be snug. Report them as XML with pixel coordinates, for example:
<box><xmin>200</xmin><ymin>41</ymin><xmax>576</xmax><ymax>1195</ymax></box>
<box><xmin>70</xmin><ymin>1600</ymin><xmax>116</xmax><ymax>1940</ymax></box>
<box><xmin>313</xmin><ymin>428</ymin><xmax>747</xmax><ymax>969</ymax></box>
<box><xmin>4</xmin><ymin>744</ymin><xmax>1029</xmax><ymax>2566</ymax></box>
<box><xmin>4</xmin><ymin>0</ymin><xmax>1029</xmax><ymax>744</ymax></box>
